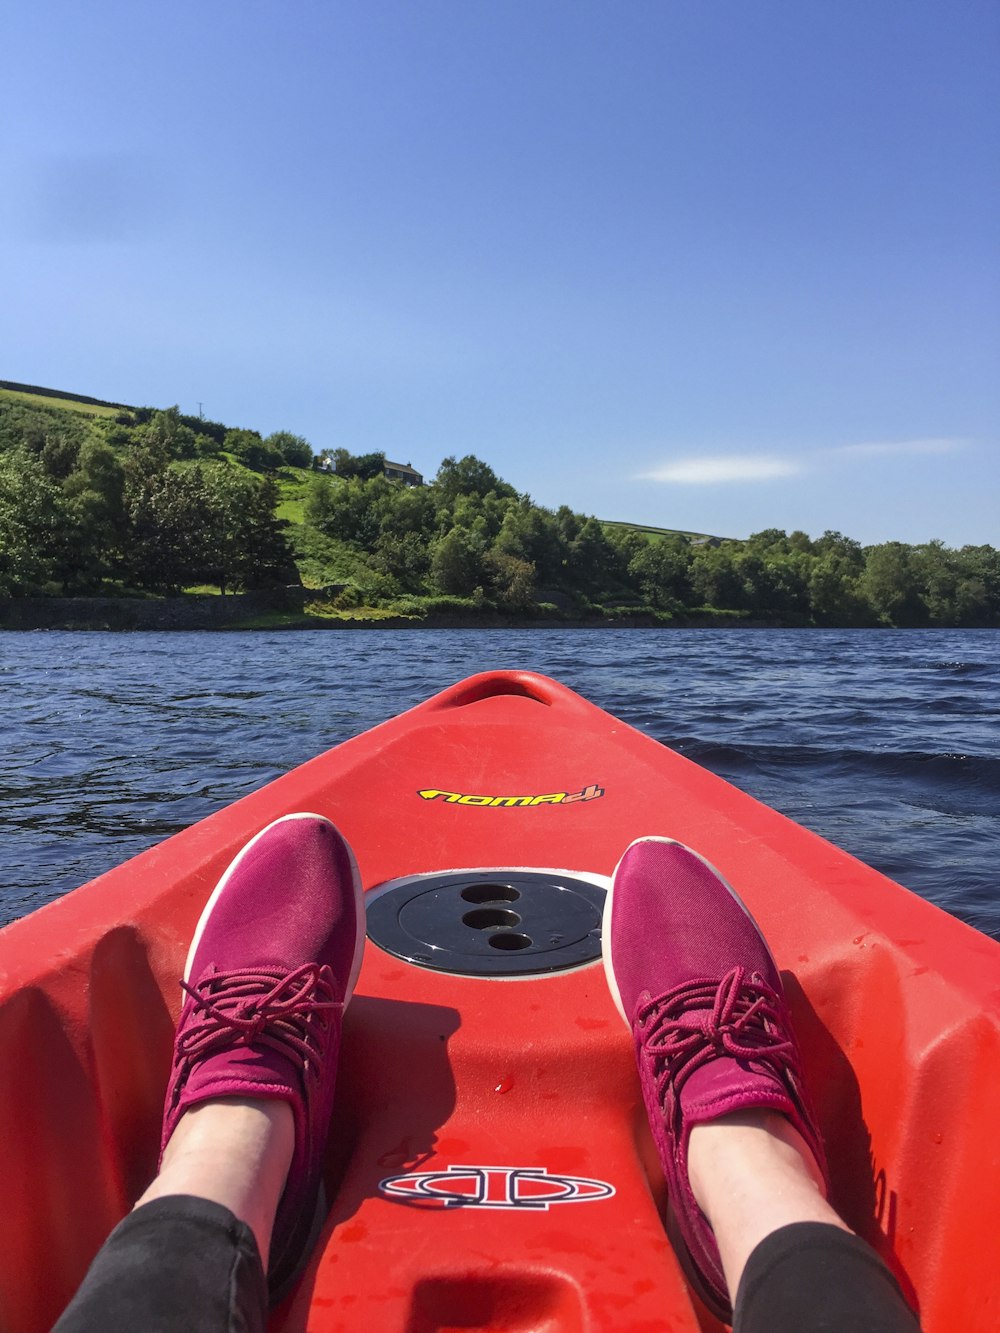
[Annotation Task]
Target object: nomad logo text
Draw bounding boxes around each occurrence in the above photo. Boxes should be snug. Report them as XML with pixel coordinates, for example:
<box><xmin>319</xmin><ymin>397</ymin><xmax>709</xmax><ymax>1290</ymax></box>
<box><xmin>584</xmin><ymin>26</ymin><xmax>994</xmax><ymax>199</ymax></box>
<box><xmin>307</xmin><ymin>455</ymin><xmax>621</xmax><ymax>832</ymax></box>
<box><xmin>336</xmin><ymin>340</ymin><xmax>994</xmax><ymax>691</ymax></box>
<box><xmin>418</xmin><ymin>784</ymin><xmax>604</xmax><ymax>808</ymax></box>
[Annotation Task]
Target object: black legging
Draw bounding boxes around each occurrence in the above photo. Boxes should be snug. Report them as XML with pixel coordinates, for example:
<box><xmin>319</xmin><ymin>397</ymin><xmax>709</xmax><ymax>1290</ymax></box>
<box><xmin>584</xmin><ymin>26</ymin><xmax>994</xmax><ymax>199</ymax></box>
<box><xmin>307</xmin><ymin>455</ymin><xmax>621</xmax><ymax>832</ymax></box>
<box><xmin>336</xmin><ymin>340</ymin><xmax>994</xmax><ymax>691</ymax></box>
<box><xmin>734</xmin><ymin>1221</ymin><xmax>921</xmax><ymax>1333</ymax></box>
<box><xmin>54</xmin><ymin>1196</ymin><xmax>921</xmax><ymax>1333</ymax></box>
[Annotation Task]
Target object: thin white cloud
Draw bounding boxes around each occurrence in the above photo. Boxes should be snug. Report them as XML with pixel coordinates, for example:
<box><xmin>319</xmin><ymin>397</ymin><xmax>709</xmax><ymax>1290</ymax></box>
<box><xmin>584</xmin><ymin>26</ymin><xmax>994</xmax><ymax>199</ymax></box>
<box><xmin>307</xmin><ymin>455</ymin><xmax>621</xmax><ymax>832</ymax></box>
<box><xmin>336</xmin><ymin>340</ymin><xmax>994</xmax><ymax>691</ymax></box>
<box><xmin>635</xmin><ymin>437</ymin><xmax>971</xmax><ymax>487</ymax></box>
<box><xmin>831</xmin><ymin>438</ymin><xmax>967</xmax><ymax>458</ymax></box>
<box><xmin>639</xmin><ymin>454</ymin><xmax>803</xmax><ymax>485</ymax></box>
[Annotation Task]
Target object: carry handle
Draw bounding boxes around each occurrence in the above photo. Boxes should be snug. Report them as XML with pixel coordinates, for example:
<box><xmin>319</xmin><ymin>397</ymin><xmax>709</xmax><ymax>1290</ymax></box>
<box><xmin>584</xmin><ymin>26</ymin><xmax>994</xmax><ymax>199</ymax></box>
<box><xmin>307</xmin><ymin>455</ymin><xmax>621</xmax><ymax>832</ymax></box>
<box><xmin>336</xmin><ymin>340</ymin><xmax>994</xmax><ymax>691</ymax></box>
<box><xmin>423</xmin><ymin>671</ymin><xmax>591</xmax><ymax>714</ymax></box>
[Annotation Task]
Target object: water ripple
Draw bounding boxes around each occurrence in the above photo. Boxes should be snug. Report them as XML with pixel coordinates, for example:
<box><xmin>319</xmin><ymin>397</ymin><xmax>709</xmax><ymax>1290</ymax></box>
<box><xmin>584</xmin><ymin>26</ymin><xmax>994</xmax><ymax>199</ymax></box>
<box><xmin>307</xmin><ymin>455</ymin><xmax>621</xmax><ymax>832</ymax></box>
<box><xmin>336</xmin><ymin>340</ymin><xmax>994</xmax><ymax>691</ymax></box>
<box><xmin>2</xmin><ymin>627</ymin><xmax>998</xmax><ymax>940</ymax></box>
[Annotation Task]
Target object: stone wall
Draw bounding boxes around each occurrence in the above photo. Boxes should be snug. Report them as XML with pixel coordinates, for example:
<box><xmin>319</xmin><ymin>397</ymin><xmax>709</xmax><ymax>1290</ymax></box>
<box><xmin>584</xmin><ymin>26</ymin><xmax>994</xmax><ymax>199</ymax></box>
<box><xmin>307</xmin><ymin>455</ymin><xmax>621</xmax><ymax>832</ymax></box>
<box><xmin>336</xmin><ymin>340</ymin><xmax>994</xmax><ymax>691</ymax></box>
<box><xmin>0</xmin><ymin>589</ymin><xmax>306</xmax><ymax>631</ymax></box>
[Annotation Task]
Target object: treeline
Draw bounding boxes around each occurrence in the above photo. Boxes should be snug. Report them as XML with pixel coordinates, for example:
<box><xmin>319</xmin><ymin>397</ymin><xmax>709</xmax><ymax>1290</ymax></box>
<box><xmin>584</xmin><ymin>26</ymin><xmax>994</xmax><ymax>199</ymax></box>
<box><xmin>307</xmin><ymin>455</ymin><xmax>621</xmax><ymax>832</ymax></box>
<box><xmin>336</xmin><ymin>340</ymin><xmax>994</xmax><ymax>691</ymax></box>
<box><xmin>0</xmin><ymin>401</ymin><xmax>299</xmax><ymax>595</ymax></box>
<box><xmin>1</xmin><ymin>393</ymin><xmax>998</xmax><ymax>626</ymax></box>
<box><xmin>297</xmin><ymin>458</ymin><xmax>1000</xmax><ymax>626</ymax></box>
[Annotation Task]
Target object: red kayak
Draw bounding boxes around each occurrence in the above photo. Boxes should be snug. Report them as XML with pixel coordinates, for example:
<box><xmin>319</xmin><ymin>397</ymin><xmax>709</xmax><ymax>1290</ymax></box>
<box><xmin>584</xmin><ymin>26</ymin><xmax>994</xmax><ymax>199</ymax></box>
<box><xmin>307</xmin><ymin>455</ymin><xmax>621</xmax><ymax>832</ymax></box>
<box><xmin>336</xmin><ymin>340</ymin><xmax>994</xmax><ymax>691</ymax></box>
<box><xmin>1</xmin><ymin>671</ymin><xmax>996</xmax><ymax>1331</ymax></box>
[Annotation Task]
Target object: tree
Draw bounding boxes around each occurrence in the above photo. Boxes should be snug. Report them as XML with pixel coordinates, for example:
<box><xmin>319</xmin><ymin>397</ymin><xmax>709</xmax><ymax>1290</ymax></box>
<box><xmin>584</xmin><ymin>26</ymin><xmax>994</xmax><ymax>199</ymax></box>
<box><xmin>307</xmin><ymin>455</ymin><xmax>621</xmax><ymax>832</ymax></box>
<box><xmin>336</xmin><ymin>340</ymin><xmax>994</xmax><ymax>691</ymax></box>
<box><xmin>450</xmin><ymin>491</ymin><xmax>511</xmax><ymax>544</ymax></box>
<box><xmin>606</xmin><ymin>525</ymin><xmax>648</xmax><ymax>570</ymax></box>
<box><xmin>223</xmin><ymin>429</ymin><xmax>283</xmax><ymax>472</ymax></box>
<box><xmin>433</xmin><ymin>455</ymin><xmax>517</xmax><ymax>504</ymax></box>
<box><xmin>486</xmin><ymin>550</ymin><xmax>536</xmax><ymax>610</ymax></box>
<box><xmin>568</xmin><ymin>518</ymin><xmax>622</xmax><ymax>593</ymax></box>
<box><xmin>40</xmin><ymin>431</ymin><xmax>81</xmax><ymax>480</ymax></box>
<box><xmin>194</xmin><ymin>432</ymin><xmax>223</xmax><ymax>459</ymax></box>
<box><xmin>265</xmin><ymin>431</ymin><xmax>313</xmax><ymax>469</ymax></box>
<box><xmin>61</xmin><ymin>440</ymin><xmax>126</xmax><ymax>590</ymax></box>
<box><xmin>200</xmin><ymin>467</ymin><xmax>296</xmax><ymax>593</ymax></box>
<box><xmin>689</xmin><ymin>544</ymin><xmax>744</xmax><ymax>609</ymax></box>
<box><xmin>628</xmin><ymin>537</ymin><xmax>693</xmax><ymax>610</ymax></box>
<box><xmin>333</xmin><ymin>449</ymin><xmax>386</xmax><ymax>481</ymax></box>
<box><xmin>955</xmin><ymin>546</ymin><xmax>1000</xmax><ymax>624</ymax></box>
<box><xmin>808</xmin><ymin>553</ymin><xmax>871</xmax><ymax>625</ymax></box>
<box><xmin>734</xmin><ymin>550</ymin><xmax>810</xmax><ymax>619</ymax></box>
<box><xmin>371</xmin><ymin>530</ymin><xmax>432</xmax><ymax>593</ymax></box>
<box><xmin>745</xmin><ymin>528</ymin><xmax>792</xmax><ymax>554</ymax></box>
<box><xmin>306</xmin><ymin>474</ymin><xmax>391</xmax><ymax>547</ymax></box>
<box><xmin>912</xmin><ymin>540</ymin><xmax>960</xmax><ymax>625</ymax></box>
<box><xmin>0</xmin><ymin>448</ymin><xmax>67</xmax><ymax>594</ymax></box>
<box><xmin>910</xmin><ymin>540</ymin><xmax>1000</xmax><ymax>626</ymax></box>
<box><xmin>0</xmin><ymin>402</ymin><xmax>52</xmax><ymax>455</ymax></box>
<box><xmin>120</xmin><ymin>451</ymin><xmax>296</xmax><ymax>595</ymax></box>
<box><xmin>431</xmin><ymin>526</ymin><xmax>487</xmax><ymax>595</ymax></box>
<box><xmin>493</xmin><ymin>501</ymin><xmax>565</xmax><ymax>585</ymax></box>
<box><xmin>304</xmin><ymin>476</ymin><xmax>336</xmax><ymax>529</ymax></box>
<box><xmin>555</xmin><ymin>505</ymin><xmax>581</xmax><ymax>543</ymax></box>
<box><xmin>380</xmin><ymin>483</ymin><xmax>438</xmax><ymax>541</ymax></box>
<box><xmin>815</xmin><ymin>530</ymin><xmax>865</xmax><ymax>572</ymax></box>
<box><xmin>122</xmin><ymin>447</ymin><xmax>212</xmax><ymax>592</ymax></box>
<box><xmin>141</xmin><ymin>407</ymin><xmax>198</xmax><ymax>460</ymax></box>
<box><xmin>860</xmin><ymin>543</ymin><xmax>928</xmax><ymax>626</ymax></box>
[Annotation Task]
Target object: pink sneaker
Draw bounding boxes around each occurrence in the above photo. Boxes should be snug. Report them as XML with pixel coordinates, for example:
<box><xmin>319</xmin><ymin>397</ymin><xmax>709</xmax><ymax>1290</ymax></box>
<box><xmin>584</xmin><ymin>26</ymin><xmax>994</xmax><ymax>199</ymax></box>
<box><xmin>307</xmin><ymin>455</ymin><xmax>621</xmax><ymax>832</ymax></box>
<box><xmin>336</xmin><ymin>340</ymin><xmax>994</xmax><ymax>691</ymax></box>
<box><xmin>602</xmin><ymin>837</ymin><xmax>828</xmax><ymax>1319</ymax></box>
<box><xmin>160</xmin><ymin>812</ymin><xmax>365</xmax><ymax>1300</ymax></box>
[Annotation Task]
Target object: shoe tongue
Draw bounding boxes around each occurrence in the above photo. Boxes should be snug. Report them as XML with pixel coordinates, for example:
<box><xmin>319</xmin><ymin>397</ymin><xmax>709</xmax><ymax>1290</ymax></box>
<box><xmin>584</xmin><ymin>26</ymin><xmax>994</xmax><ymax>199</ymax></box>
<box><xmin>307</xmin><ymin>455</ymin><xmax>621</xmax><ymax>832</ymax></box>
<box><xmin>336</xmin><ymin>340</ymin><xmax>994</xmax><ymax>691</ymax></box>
<box><xmin>679</xmin><ymin>1052</ymin><xmax>794</xmax><ymax>1128</ymax></box>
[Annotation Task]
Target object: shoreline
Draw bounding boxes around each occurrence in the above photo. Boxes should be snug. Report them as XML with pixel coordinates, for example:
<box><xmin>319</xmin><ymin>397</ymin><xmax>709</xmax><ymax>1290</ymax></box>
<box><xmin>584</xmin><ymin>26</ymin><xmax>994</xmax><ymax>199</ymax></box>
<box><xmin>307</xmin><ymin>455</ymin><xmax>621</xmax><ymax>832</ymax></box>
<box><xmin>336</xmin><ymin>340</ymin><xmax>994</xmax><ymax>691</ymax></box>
<box><xmin>0</xmin><ymin>592</ymin><xmax>775</xmax><ymax>631</ymax></box>
<box><xmin>4</xmin><ymin>594</ymin><xmax>993</xmax><ymax>632</ymax></box>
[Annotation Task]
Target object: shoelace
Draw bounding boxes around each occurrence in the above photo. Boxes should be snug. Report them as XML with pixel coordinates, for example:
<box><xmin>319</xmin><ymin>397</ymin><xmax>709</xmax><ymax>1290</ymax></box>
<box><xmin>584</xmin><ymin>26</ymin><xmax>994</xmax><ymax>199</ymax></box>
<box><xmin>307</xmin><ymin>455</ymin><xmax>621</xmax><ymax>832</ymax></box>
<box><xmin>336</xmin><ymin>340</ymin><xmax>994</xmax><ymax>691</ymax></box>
<box><xmin>636</xmin><ymin>965</ymin><xmax>802</xmax><ymax>1110</ymax></box>
<box><xmin>177</xmin><ymin>962</ymin><xmax>341</xmax><ymax>1081</ymax></box>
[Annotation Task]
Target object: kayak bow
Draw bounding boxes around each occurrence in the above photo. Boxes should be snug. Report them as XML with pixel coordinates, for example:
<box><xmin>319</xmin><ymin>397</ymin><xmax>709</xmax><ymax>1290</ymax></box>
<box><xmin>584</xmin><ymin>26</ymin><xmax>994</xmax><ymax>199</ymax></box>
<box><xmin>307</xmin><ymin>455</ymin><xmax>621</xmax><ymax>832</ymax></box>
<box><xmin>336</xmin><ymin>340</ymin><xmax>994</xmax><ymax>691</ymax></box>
<box><xmin>1</xmin><ymin>671</ymin><xmax>996</xmax><ymax>1332</ymax></box>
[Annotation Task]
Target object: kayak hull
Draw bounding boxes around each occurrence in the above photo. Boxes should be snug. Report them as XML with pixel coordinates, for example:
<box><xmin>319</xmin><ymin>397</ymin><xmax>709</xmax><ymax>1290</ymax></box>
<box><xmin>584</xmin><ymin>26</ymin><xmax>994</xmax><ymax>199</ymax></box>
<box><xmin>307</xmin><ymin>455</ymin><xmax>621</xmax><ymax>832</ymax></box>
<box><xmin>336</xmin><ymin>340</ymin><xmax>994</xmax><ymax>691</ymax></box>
<box><xmin>1</xmin><ymin>671</ymin><xmax>997</xmax><ymax>1331</ymax></box>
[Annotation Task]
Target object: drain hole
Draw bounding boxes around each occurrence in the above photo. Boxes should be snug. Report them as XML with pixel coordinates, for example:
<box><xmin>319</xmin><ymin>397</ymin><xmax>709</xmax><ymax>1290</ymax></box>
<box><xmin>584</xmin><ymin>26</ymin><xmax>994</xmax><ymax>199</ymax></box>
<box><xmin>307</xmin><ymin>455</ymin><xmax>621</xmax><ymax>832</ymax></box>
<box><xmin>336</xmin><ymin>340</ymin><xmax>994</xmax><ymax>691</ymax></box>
<box><xmin>489</xmin><ymin>932</ymin><xmax>533</xmax><ymax>951</ymax></box>
<box><xmin>461</xmin><ymin>883</ymin><xmax>521</xmax><ymax>905</ymax></box>
<box><xmin>462</xmin><ymin>908</ymin><xmax>521</xmax><ymax>931</ymax></box>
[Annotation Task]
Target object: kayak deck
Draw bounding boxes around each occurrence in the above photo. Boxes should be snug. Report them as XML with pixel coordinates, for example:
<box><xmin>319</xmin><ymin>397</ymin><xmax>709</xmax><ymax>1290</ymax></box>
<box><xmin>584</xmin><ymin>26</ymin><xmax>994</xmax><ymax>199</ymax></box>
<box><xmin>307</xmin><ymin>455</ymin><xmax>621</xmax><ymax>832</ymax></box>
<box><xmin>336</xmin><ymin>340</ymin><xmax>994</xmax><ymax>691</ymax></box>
<box><xmin>1</xmin><ymin>671</ymin><xmax>997</xmax><ymax>1331</ymax></box>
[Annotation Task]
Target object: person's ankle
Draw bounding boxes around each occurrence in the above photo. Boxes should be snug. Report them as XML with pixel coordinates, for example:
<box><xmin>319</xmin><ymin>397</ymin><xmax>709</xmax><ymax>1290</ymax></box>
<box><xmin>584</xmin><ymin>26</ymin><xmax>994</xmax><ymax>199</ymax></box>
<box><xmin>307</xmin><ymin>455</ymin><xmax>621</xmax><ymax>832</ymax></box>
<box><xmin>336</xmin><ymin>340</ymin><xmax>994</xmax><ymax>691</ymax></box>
<box><xmin>687</xmin><ymin>1110</ymin><xmax>849</xmax><ymax>1300</ymax></box>
<box><xmin>141</xmin><ymin>1097</ymin><xmax>295</xmax><ymax>1264</ymax></box>
<box><xmin>159</xmin><ymin>1097</ymin><xmax>295</xmax><ymax>1174</ymax></box>
<box><xmin>688</xmin><ymin>1108</ymin><xmax>828</xmax><ymax>1214</ymax></box>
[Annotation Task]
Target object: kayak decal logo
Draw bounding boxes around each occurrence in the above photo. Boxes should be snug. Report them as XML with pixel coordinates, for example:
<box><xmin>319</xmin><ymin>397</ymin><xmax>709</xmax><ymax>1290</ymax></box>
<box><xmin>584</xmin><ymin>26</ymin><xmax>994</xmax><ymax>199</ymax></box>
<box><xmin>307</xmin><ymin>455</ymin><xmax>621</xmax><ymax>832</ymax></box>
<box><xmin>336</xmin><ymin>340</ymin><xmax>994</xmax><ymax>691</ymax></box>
<box><xmin>378</xmin><ymin>1165</ymin><xmax>615</xmax><ymax>1209</ymax></box>
<box><xmin>418</xmin><ymin>784</ymin><xmax>604</xmax><ymax>808</ymax></box>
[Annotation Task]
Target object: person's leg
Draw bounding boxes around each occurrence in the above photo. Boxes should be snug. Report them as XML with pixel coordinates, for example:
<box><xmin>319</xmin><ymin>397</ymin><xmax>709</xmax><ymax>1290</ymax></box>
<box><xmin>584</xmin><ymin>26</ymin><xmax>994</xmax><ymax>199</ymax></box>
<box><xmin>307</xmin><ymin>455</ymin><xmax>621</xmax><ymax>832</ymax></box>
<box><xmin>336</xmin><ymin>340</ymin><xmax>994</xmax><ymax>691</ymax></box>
<box><xmin>140</xmin><ymin>1097</ymin><xmax>294</xmax><ymax>1266</ymax></box>
<box><xmin>687</xmin><ymin>1108</ymin><xmax>846</xmax><ymax>1297</ymax></box>
<box><xmin>54</xmin><ymin>812</ymin><xmax>366</xmax><ymax>1331</ymax></box>
<box><xmin>733</xmin><ymin>1221</ymin><xmax>920</xmax><ymax>1333</ymax></box>
<box><xmin>603</xmin><ymin>837</ymin><xmax>921</xmax><ymax>1330</ymax></box>
<box><xmin>689</xmin><ymin>1113</ymin><xmax>919</xmax><ymax>1331</ymax></box>
<box><xmin>53</xmin><ymin>1196</ymin><xmax>268</xmax><ymax>1333</ymax></box>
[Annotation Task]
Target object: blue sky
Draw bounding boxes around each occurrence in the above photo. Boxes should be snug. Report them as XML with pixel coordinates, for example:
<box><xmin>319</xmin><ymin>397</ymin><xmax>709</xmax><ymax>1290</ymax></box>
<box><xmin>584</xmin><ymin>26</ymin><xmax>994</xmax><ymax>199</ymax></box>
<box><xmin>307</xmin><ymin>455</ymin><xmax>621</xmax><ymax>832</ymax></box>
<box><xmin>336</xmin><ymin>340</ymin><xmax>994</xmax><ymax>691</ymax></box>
<box><xmin>2</xmin><ymin>0</ymin><xmax>997</xmax><ymax>545</ymax></box>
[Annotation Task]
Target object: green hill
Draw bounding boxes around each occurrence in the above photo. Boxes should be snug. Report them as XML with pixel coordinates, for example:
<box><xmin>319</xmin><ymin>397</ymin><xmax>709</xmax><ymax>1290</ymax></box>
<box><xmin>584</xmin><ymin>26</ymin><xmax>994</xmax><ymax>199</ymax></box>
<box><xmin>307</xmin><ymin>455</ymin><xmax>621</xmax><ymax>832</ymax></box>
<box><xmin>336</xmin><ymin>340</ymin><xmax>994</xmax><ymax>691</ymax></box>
<box><xmin>0</xmin><ymin>382</ymin><xmax>124</xmax><ymax>418</ymax></box>
<box><xmin>2</xmin><ymin>380</ymin><xmax>997</xmax><ymax>628</ymax></box>
<box><xmin>601</xmin><ymin>518</ymin><xmax>726</xmax><ymax>545</ymax></box>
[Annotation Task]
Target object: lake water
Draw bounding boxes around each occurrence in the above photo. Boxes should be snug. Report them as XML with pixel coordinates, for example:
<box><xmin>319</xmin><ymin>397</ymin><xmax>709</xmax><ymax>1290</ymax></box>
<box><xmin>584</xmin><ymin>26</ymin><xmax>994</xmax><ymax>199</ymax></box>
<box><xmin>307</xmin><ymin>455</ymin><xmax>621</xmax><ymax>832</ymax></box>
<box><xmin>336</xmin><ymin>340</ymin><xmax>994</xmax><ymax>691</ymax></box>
<box><xmin>2</xmin><ymin>628</ymin><xmax>997</xmax><ymax>939</ymax></box>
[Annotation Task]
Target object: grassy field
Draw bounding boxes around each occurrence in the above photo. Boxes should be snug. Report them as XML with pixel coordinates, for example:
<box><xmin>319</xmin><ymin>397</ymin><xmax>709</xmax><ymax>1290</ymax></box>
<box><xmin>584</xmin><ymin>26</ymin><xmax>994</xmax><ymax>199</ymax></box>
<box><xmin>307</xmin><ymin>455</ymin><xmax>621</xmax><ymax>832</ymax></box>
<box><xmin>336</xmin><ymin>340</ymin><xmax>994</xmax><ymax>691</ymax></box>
<box><xmin>601</xmin><ymin>518</ymin><xmax>725</xmax><ymax>543</ymax></box>
<box><xmin>275</xmin><ymin>466</ymin><xmax>328</xmax><ymax>523</ymax></box>
<box><xmin>0</xmin><ymin>387</ymin><xmax>121</xmax><ymax>418</ymax></box>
